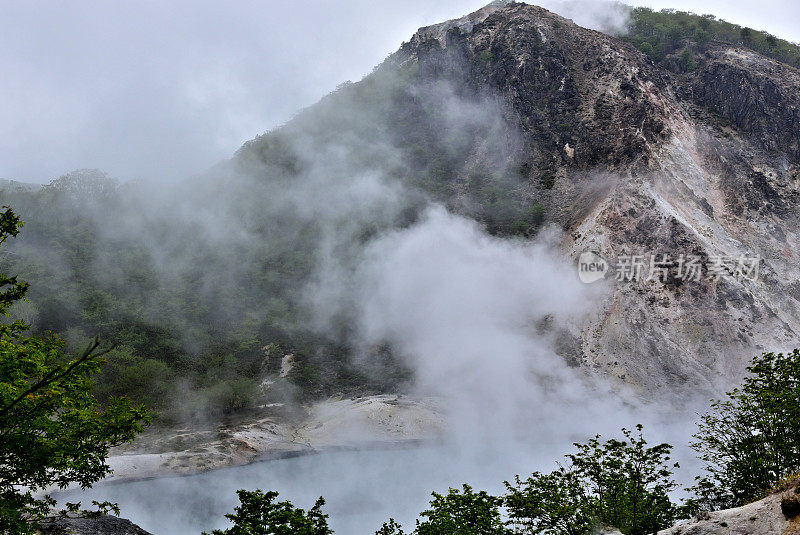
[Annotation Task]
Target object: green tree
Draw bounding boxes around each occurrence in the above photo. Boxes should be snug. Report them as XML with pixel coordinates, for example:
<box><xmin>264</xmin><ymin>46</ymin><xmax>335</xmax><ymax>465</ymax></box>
<box><xmin>566</xmin><ymin>426</ymin><xmax>679</xmax><ymax>535</ymax></box>
<box><xmin>693</xmin><ymin>28</ymin><xmax>710</xmax><ymax>45</ymax></box>
<box><xmin>376</xmin><ymin>518</ymin><xmax>407</xmax><ymax>535</ymax></box>
<box><xmin>765</xmin><ymin>34</ymin><xmax>778</xmax><ymax>49</ymax></box>
<box><xmin>504</xmin><ymin>427</ymin><xmax>678</xmax><ymax>535</ymax></box>
<box><xmin>625</xmin><ymin>7</ymin><xmax>800</xmax><ymax>70</ymax></box>
<box><xmin>203</xmin><ymin>489</ymin><xmax>332</xmax><ymax>535</ymax></box>
<box><xmin>679</xmin><ymin>49</ymin><xmax>697</xmax><ymax>72</ymax></box>
<box><xmin>0</xmin><ymin>206</ymin><xmax>150</xmax><ymax>534</ymax></box>
<box><xmin>415</xmin><ymin>485</ymin><xmax>507</xmax><ymax>535</ymax></box>
<box><xmin>637</xmin><ymin>42</ymin><xmax>655</xmax><ymax>58</ymax></box>
<box><xmin>504</xmin><ymin>469</ymin><xmax>593</xmax><ymax>535</ymax></box>
<box><xmin>690</xmin><ymin>350</ymin><xmax>800</xmax><ymax>510</ymax></box>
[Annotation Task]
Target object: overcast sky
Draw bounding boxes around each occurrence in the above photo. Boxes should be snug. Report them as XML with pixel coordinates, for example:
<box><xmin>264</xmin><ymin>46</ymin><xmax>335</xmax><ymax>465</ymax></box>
<box><xmin>1</xmin><ymin>1</ymin><xmax>797</xmax><ymax>184</ymax></box>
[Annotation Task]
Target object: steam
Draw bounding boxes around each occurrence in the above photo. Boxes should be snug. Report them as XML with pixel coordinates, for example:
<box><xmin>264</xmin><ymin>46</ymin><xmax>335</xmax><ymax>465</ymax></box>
<box><xmin>538</xmin><ymin>1</ymin><xmax>632</xmax><ymax>34</ymax></box>
<box><xmin>310</xmin><ymin>206</ymin><xmax>615</xmax><ymax>445</ymax></box>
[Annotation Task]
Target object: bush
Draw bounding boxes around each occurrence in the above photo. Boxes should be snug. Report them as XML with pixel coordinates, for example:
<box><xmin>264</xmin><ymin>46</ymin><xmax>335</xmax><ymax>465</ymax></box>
<box><xmin>373</xmin><ymin>426</ymin><xmax>678</xmax><ymax>535</ymax></box>
<box><xmin>566</xmin><ymin>426</ymin><xmax>680</xmax><ymax>535</ymax></box>
<box><xmin>506</xmin><ymin>426</ymin><xmax>679</xmax><ymax>535</ymax></box>
<box><xmin>679</xmin><ymin>49</ymin><xmax>697</xmax><ymax>72</ymax></box>
<box><xmin>637</xmin><ymin>42</ymin><xmax>655</xmax><ymax>58</ymax></box>
<box><xmin>200</xmin><ymin>378</ymin><xmax>262</xmax><ymax>416</ymax></box>
<box><xmin>93</xmin><ymin>350</ymin><xmax>175</xmax><ymax>412</ymax></box>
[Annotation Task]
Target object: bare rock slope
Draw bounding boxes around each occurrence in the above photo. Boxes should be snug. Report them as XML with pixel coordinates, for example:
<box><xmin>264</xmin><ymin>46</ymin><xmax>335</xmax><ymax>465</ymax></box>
<box><xmin>389</xmin><ymin>1</ymin><xmax>800</xmax><ymax>397</ymax></box>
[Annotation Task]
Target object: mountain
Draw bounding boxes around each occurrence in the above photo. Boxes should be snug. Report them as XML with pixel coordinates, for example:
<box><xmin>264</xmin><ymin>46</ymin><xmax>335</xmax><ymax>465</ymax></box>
<box><xmin>229</xmin><ymin>0</ymin><xmax>800</xmax><ymax>397</ymax></box>
<box><xmin>7</xmin><ymin>2</ymin><xmax>800</xmax><ymax>533</ymax></box>
<box><xmin>2</xmin><ymin>1</ymin><xmax>799</xmax><ymax>419</ymax></box>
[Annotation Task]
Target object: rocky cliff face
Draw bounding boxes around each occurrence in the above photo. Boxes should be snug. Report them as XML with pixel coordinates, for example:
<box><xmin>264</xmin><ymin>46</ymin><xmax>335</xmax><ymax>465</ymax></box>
<box><xmin>372</xmin><ymin>1</ymin><xmax>800</xmax><ymax>398</ymax></box>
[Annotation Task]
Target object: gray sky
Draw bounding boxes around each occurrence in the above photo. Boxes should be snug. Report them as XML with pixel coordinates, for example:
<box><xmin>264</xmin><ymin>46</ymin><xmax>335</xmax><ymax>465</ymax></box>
<box><xmin>1</xmin><ymin>0</ymin><xmax>797</xmax><ymax>184</ymax></box>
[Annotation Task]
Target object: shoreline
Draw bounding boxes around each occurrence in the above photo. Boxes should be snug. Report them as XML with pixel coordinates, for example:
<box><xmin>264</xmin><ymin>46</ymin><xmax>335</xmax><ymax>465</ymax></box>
<box><xmin>88</xmin><ymin>395</ymin><xmax>444</xmax><ymax>486</ymax></box>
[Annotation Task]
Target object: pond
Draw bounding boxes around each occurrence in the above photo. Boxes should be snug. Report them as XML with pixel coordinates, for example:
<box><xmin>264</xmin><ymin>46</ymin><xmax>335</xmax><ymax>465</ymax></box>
<box><xmin>57</xmin><ymin>441</ymin><xmax>559</xmax><ymax>534</ymax></box>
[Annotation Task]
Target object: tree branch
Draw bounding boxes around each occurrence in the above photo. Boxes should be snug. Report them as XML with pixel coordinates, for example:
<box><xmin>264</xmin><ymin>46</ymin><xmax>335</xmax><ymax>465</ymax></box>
<box><xmin>0</xmin><ymin>337</ymin><xmax>115</xmax><ymax>418</ymax></box>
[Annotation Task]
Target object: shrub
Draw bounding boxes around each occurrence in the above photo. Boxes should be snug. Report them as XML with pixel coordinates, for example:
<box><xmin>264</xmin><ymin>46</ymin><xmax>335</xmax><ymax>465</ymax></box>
<box><xmin>202</xmin><ymin>378</ymin><xmax>261</xmax><ymax>416</ymax></box>
<box><xmin>93</xmin><ymin>350</ymin><xmax>175</xmax><ymax>412</ymax></box>
<box><xmin>566</xmin><ymin>426</ymin><xmax>680</xmax><ymax>535</ymax></box>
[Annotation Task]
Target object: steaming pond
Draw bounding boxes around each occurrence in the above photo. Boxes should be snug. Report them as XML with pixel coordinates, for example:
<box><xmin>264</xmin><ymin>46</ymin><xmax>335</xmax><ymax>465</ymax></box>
<box><xmin>57</xmin><ymin>443</ymin><xmax>557</xmax><ymax>534</ymax></box>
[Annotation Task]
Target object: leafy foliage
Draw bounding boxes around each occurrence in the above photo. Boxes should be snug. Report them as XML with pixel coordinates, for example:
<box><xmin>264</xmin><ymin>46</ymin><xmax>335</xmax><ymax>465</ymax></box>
<box><xmin>414</xmin><ymin>485</ymin><xmax>507</xmax><ymax>535</ymax></box>
<box><xmin>371</xmin><ymin>484</ymin><xmax>507</xmax><ymax>535</ymax></box>
<box><xmin>376</xmin><ymin>518</ymin><xmax>407</xmax><ymax>535</ymax></box>
<box><xmin>566</xmin><ymin>426</ymin><xmax>679</xmax><ymax>535</ymax></box>
<box><xmin>690</xmin><ymin>350</ymin><xmax>800</xmax><ymax>510</ymax></box>
<box><xmin>369</xmin><ymin>428</ymin><xmax>681</xmax><ymax>535</ymax></box>
<box><xmin>504</xmin><ymin>469</ymin><xmax>592</xmax><ymax>535</ymax></box>
<box><xmin>0</xmin><ymin>206</ymin><xmax>150</xmax><ymax>534</ymax></box>
<box><xmin>202</xmin><ymin>489</ymin><xmax>332</xmax><ymax>535</ymax></box>
<box><xmin>505</xmin><ymin>426</ymin><xmax>679</xmax><ymax>535</ymax></box>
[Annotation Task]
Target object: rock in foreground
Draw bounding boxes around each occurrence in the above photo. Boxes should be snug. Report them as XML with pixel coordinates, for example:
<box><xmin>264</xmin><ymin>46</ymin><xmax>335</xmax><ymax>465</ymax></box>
<box><xmin>660</xmin><ymin>493</ymin><xmax>800</xmax><ymax>535</ymax></box>
<box><xmin>37</xmin><ymin>515</ymin><xmax>152</xmax><ymax>535</ymax></box>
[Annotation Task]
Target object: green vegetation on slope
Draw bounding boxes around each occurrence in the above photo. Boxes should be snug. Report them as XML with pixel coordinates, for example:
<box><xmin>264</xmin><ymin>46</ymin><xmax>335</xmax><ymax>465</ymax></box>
<box><xmin>0</xmin><ymin>206</ymin><xmax>149</xmax><ymax>534</ymax></box>
<box><xmin>624</xmin><ymin>7</ymin><xmax>800</xmax><ymax>70</ymax></box>
<box><xmin>0</xmin><ymin>50</ymin><xmax>548</xmax><ymax>424</ymax></box>
<box><xmin>1</xmin><ymin>174</ymin><xmax>409</xmax><ymax>424</ymax></box>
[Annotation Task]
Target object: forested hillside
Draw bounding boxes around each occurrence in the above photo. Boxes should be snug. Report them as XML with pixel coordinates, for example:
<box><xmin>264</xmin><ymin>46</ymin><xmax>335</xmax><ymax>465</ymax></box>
<box><xmin>624</xmin><ymin>7</ymin><xmax>800</xmax><ymax>70</ymax></box>
<box><xmin>0</xmin><ymin>50</ymin><xmax>544</xmax><ymax>423</ymax></box>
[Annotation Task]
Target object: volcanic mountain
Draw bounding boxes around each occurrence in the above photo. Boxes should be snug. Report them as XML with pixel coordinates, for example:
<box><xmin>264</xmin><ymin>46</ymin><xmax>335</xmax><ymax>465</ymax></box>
<box><xmin>227</xmin><ymin>0</ymin><xmax>800</xmax><ymax>397</ymax></box>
